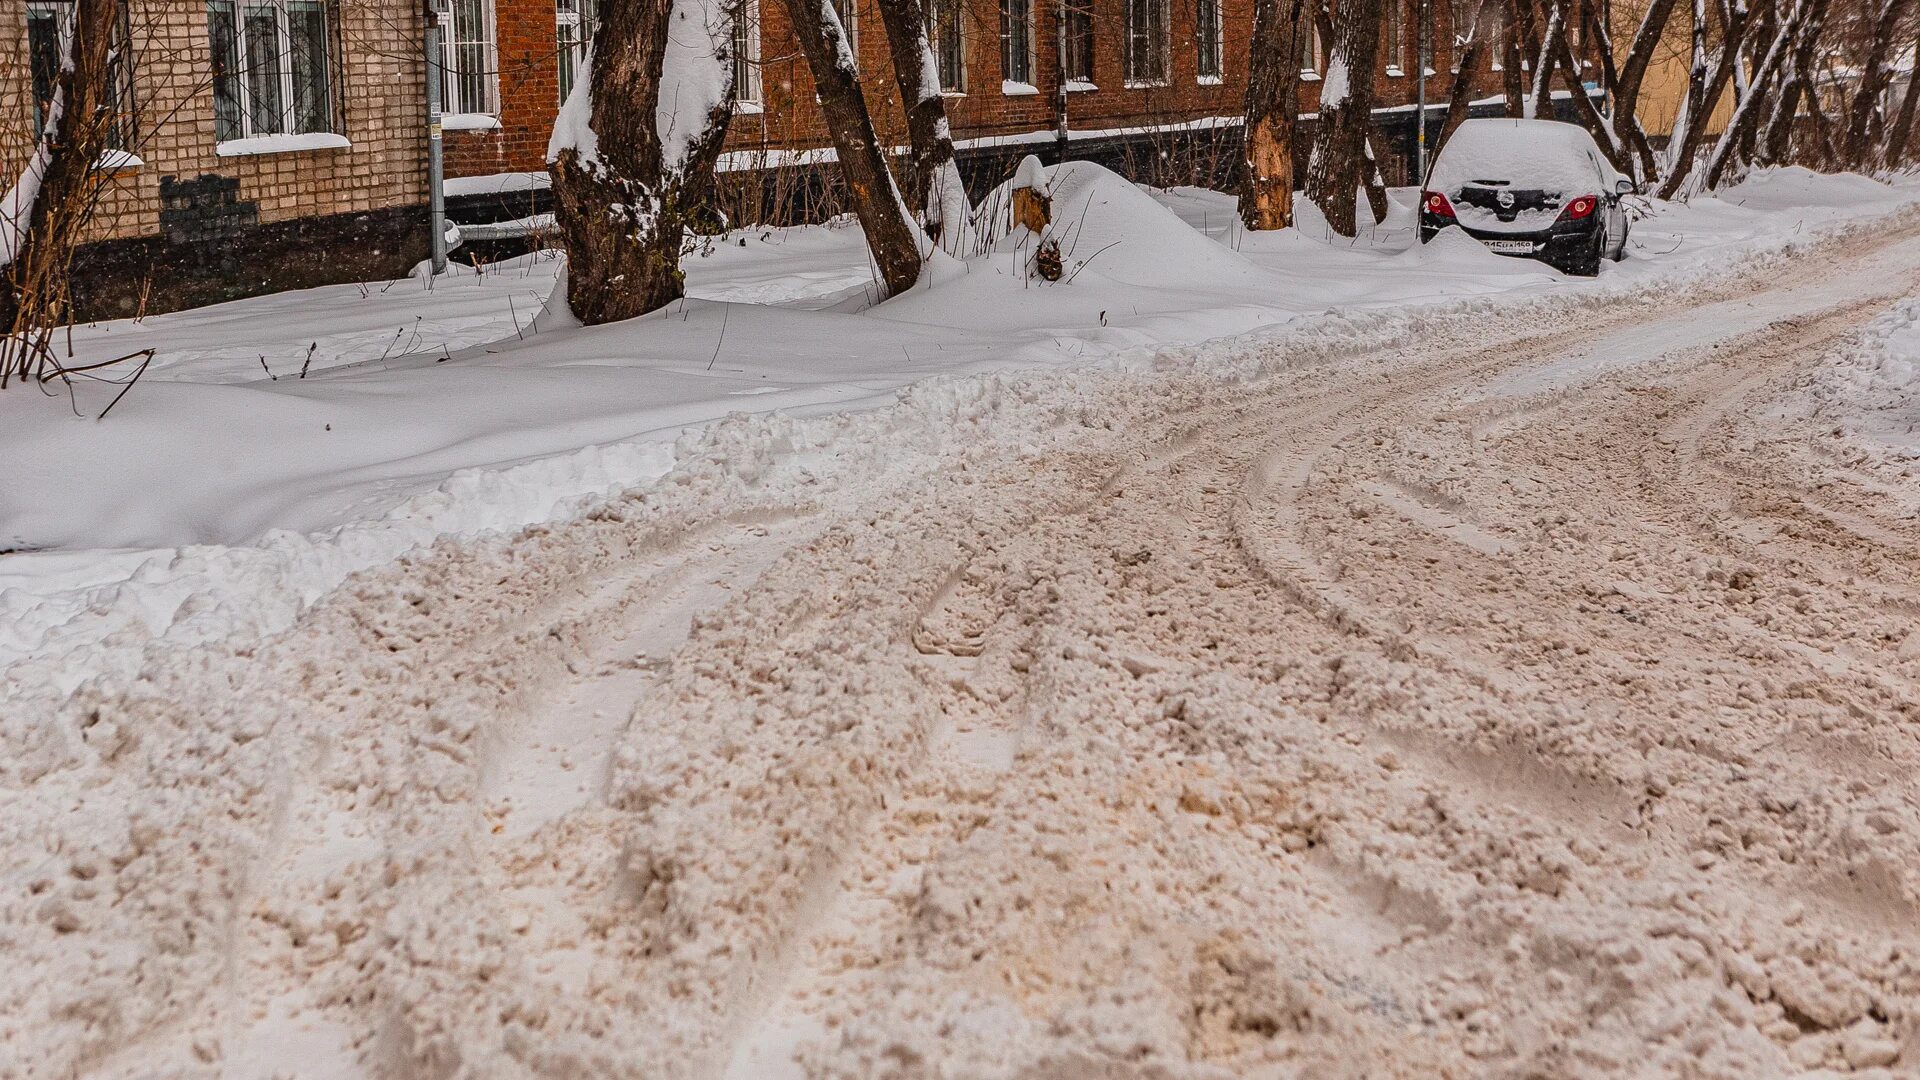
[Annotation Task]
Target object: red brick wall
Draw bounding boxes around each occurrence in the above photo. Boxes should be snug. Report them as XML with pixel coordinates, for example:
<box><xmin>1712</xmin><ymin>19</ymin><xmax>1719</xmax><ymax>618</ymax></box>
<box><xmin>446</xmin><ymin>0</ymin><xmax>564</xmax><ymax>174</ymax></box>
<box><xmin>454</xmin><ymin>0</ymin><xmax>1574</xmax><ymax>178</ymax></box>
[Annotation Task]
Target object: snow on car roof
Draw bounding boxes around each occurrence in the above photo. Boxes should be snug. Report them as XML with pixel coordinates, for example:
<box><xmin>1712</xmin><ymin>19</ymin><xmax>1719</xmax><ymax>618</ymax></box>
<box><xmin>1428</xmin><ymin>118</ymin><xmax>1612</xmax><ymax>196</ymax></box>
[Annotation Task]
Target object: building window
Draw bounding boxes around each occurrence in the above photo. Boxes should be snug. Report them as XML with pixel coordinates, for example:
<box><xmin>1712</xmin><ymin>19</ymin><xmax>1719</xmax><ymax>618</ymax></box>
<box><xmin>434</xmin><ymin>0</ymin><xmax>497</xmax><ymax>116</ymax></box>
<box><xmin>26</xmin><ymin>1</ymin><xmax>67</xmax><ymax>135</ymax></box>
<box><xmin>1385</xmin><ymin>0</ymin><xmax>1403</xmax><ymax>72</ymax></box>
<box><xmin>1299</xmin><ymin>17</ymin><xmax>1318</xmax><ymax>74</ymax></box>
<box><xmin>1487</xmin><ymin>3</ymin><xmax>1504</xmax><ymax>69</ymax></box>
<box><xmin>1123</xmin><ymin>0</ymin><xmax>1167</xmax><ymax>85</ymax></box>
<box><xmin>1063</xmin><ymin>0</ymin><xmax>1094</xmax><ymax>83</ymax></box>
<box><xmin>555</xmin><ymin>0</ymin><xmax>594</xmax><ymax>102</ymax></box>
<box><xmin>207</xmin><ymin>0</ymin><xmax>334</xmax><ymax>141</ymax></box>
<box><xmin>1194</xmin><ymin>0</ymin><xmax>1220</xmax><ymax>81</ymax></box>
<box><xmin>1001</xmin><ymin>0</ymin><xmax>1032</xmax><ymax>85</ymax></box>
<box><xmin>731</xmin><ymin>1</ymin><xmax>761</xmax><ymax>104</ymax></box>
<box><xmin>933</xmin><ymin>0</ymin><xmax>964</xmax><ymax>91</ymax></box>
<box><xmin>831</xmin><ymin>0</ymin><xmax>857</xmax><ymax>68</ymax></box>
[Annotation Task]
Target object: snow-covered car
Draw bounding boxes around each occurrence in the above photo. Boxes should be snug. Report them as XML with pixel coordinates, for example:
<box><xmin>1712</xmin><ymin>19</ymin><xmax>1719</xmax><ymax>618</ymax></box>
<box><xmin>1418</xmin><ymin>118</ymin><xmax>1632</xmax><ymax>276</ymax></box>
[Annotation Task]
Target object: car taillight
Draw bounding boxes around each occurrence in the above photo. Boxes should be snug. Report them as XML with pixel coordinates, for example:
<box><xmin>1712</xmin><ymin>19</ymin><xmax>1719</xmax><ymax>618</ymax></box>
<box><xmin>1423</xmin><ymin>191</ymin><xmax>1456</xmax><ymax>219</ymax></box>
<box><xmin>1563</xmin><ymin>195</ymin><xmax>1597</xmax><ymax>220</ymax></box>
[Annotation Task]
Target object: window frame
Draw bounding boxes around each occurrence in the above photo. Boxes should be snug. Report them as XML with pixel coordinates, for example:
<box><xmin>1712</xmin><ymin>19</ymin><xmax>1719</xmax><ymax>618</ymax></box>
<box><xmin>1299</xmin><ymin>17</ymin><xmax>1319</xmax><ymax>79</ymax></box>
<box><xmin>1193</xmin><ymin>0</ymin><xmax>1221</xmax><ymax>83</ymax></box>
<box><xmin>1000</xmin><ymin>0</ymin><xmax>1033</xmax><ymax>87</ymax></box>
<box><xmin>933</xmin><ymin>0</ymin><xmax>965</xmax><ymax>93</ymax></box>
<box><xmin>731</xmin><ymin>0</ymin><xmax>763</xmax><ymax>109</ymax></box>
<box><xmin>433</xmin><ymin>0</ymin><xmax>498</xmax><ymax>118</ymax></box>
<box><xmin>1384</xmin><ymin>0</ymin><xmax>1404</xmax><ymax>74</ymax></box>
<box><xmin>208</xmin><ymin>0</ymin><xmax>338</xmax><ymax>143</ymax></box>
<box><xmin>1122</xmin><ymin>0</ymin><xmax>1168</xmax><ymax>87</ymax></box>
<box><xmin>554</xmin><ymin>0</ymin><xmax>594</xmax><ymax>103</ymax></box>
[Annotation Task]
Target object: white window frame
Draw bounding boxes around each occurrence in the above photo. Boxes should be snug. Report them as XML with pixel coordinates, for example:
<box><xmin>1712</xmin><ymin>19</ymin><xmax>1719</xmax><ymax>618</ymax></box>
<box><xmin>933</xmin><ymin>0</ymin><xmax>965</xmax><ymax>93</ymax></box>
<box><xmin>434</xmin><ymin>0</ymin><xmax>499</xmax><ymax>119</ymax></box>
<box><xmin>1122</xmin><ymin>0</ymin><xmax>1169</xmax><ymax>87</ymax></box>
<box><xmin>1299</xmin><ymin>19</ymin><xmax>1320</xmax><ymax>79</ymax></box>
<box><xmin>1194</xmin><ymin>0</ymin><xmax>1222</xmax><ymax>83</ymax></box>
<box><xmin>208</xmin><ymin>0</ymin><xmax>337</xmax><ymax>142</ymax></box>
<box><xmin>555</xmin><ymin>0</ymin><xmax>594</xmax><ymax>103</ymax></box>
<box><xmin>1385</xmin><ymin>0</ymin><xmax>1404</xmax><ymax>75</ymax></box>
<box><xmin>732</xmin><ymin>0</ymin><xmax>764</xmax><ymax>111</ymax></box>
<box><xmin>1001</xmin><ymin>0</ymin><xmax>1034</xmax><ymax>87</ymax></box>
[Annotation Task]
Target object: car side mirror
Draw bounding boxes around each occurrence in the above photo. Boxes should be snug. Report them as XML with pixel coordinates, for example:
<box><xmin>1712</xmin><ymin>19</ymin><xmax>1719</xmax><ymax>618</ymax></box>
<box><xmin>1615</xmin><ymin>178</ymin><xmax>1634</xmax><ymax>196</ymax></box>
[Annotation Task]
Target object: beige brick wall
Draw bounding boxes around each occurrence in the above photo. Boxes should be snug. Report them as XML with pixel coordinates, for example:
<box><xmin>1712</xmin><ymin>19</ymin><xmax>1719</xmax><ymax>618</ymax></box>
<box><xmin>1</xmin><ymin>0</ymin><xmax>434</xmax><ymax>246</ymax></box>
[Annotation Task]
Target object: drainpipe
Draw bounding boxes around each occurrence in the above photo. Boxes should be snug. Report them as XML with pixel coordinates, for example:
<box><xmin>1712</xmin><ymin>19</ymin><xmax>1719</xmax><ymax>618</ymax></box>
<box><xmin>426</xmin><ymin>1</ymin><xmax>448</xmax><ymax>274</ymax></box>
<box><xmin>1416</xmin><ymin>0</ymin><xmax>1428</xmax><ymax>186</ymax></box>
<box><xmin>1054</xmin><ymin>0</ymin><xmax>1069</xmax><ymax>161</ymax></box>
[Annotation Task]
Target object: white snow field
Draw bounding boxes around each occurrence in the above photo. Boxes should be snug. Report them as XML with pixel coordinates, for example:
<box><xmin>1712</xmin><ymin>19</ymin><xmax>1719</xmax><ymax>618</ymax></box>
<box><xmin>6</xmin><ymin>164</ymin><xmax>1920</xmax><ymax>1079</ymax></box>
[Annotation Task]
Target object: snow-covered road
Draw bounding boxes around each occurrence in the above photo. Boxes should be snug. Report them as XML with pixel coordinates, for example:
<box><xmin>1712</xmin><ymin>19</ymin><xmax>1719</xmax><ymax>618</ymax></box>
<box><xmin>9</xmin><ymin>206</ymin><xmax>1920</xmax><ymax>1079</ymax></box>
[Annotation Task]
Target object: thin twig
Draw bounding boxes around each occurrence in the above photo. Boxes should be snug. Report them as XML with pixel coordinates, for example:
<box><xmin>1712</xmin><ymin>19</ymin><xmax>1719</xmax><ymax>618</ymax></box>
<box><xmin>96</xmin><ymin>350</ymin><xmax>153</xmax><ymax>421</ymax></box>
<box><xmin>706</xmin><ymin>303</ymin><xmax>732</xmax><ymax>371</ymax></box>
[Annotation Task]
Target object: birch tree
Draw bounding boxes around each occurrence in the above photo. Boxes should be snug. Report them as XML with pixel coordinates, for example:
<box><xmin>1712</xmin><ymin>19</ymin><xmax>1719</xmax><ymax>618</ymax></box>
<box><xmin>874</xmin><ymin>0</ymin><xmax>971</xmax><ymax>254</ymax></box>
<box><xmin>1240</xmin><ymin>0</ymin><xmax>1308</xmax><ymax>228</ymax></box>
<box><xmin>1885</xmin><ymin>27</ymin><xmax>1920</xmax><ymax>164</ymax></box>
<box><xmin>1303</xmin><ymin>0</ymin><xmax>1385</xmax><ymax>235</ymax></box>
<box><xmin>1658</xmin><ymin>0</ymin><xmax>1758</xmax><ymax>197</ymax></box>
<box><xmin>1704</xmin><ymin>0</ymin><xmax>1819</xmax><ymax>185</ymax></box>
<box><xmin>2</xmin><ymin>0</ymin><xmax>123</xmax><ymax>384</ymax></box>
<box><xmin>547</xmin><ymin>0</ymin><xmax>737</xmax><ymax>324</ymax></box>
<box><xmin>1842</xmin><ymin>0</ymin><xmax>1915</xmax><ymax>163</ymax></box>
<box><xmin>781</xmin><ymin>0</ymin><xmax>925</xmax><ymax>296</ymax></box>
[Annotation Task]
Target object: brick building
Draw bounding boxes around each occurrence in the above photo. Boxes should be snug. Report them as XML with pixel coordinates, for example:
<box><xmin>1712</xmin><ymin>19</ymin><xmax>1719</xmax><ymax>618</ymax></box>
<box><xmin>8</xmin><ymin>0</ymin><xmax>1597</xmax><ymax>317</ymax></box>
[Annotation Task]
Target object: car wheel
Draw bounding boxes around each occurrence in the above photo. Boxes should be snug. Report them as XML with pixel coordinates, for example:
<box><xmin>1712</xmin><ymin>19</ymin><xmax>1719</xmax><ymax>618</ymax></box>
<box><xmin>1565</xmin><ymin>234</ymin><xmax>1602</xmax><ymax>277</ymax></box>
<box><xmin>1610</xmin><ymin>225</ymin><xmax>1629</xmax><ymax>262</ymax></box>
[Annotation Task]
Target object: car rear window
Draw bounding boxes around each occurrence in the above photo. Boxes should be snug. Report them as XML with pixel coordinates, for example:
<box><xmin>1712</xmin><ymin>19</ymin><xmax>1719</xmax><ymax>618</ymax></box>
<box><xmin>1429</xmin><ymin>119</ymin><xmax>1608</xmax><ymax>198</ymax></box>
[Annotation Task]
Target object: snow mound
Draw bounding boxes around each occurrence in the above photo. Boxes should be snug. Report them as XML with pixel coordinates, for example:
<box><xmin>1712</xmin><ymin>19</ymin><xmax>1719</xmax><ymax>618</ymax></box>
<box><xmin>1716</xmin><ymin>166</ymin><xmax>1901</xmax><ymax>212</ymax></box>
<box><xmin>1429</xmin><ymin>118</ymin><xmax>1616</xmax><ymax>196</ymax></box>
<box><xmin>1811</xmin><ymin>297</ymin><xmax>1920</xmax><ymax>458</ymax></box>
<box><xmin>1291</xmin><ymin>188</ymin><xmax>1419</xmax><ymax>248</ymax></box>
<box><xmin>1398</xmin><ymin>224</ymin><xmax>1554</xmax><ymax>275</ymax></box>
<box><xmin>983</xmin><ymin>160</ymin><xmax>1263</xmax><ymax>287</ymax></box>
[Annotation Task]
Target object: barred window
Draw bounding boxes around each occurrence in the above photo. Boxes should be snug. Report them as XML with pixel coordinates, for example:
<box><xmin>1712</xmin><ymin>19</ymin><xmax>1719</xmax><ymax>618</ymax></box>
<box><xmin>932</xmin><ymin>0</ymin><xmax>964</xmax><ymax>91</ymax></box>
<box><xmin>208</xmin><ymin>0</ymin><xmax>333</xmax><ymax>141</ymax></box>
<box><xmin>1000</xmin><ymin>0</ymin><xmax>1032</xmax><ymax>84</ymax></box>
<box><xmin>555</xmin><ymin>0</ymin><xmax>595</xmax><ymax>102</ymax></box>
<box><xmin>1063</xmin><ymin>0</ymin><xmax>1094</xmax><ymax>82</ymax></box>
<box><xmin>1194</xmin><ymin>0</ymin><xmax>1220</xmax><ymax>80</ymax></box>
<box><xmin>732</xmin><ymin>0</ymin><xmax>761</xmax><ymax>103</ymax></box>
<box><xmin>434</xmin><ymin>0</ymin><xmax>496</xmax><ymax>115</ymax></box>
<box><xmin>1385</xmin><ymin>0</ymin><xmax>1404</xmax><ymax>71</ymax></box>
<box><xmin>1123</xmin><ymin>0</ymin><xmax>1167</xmax><ymax>85</ymax></box>
<box><xmin>831</xmin><ymin>0</ymin><xmax>857</xmax><ymax>69</ymax></box>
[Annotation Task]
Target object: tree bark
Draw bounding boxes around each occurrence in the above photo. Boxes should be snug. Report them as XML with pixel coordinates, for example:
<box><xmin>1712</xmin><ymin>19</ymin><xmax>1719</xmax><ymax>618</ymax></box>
<box><xmin>1437</xmin><ymin>0</ymin><xmax>1495</xmax><ymax>157</ymax></box>
<box><xmin>782</xmin><ymin>0</ymin><xmax>924</xmax><ymax>296</ymax></box>
<box><xmin>2</xmin><ymin>0</ymin><xmax>122</xmax><ymax>371</ymax></box>
<box><xmin>1844</xmin><ymin>0</ymin><xmax>1915</xmax><ymax>166</ymax></box>
<box><xmin>1527</xmin><ymin>0</ymin><xmax>1562</xmax><ymax>118</ymax></box>
<box><xmin>1886</xmin><ymin>29</ymin><xmax>1920</xmax><ymax>166</ymax></box>
<box><xmin>874</xmin><ymin>0</ymin><xmax>968</xmax><ymax>250</ymax></box>
<box><xmin>1549</xmin><ymin>6</ymin><xmax>1631</xmax><ymax>172</ymax></box>
<box><xmin>1657</xmin><ymin>0</ymin><xmax>1756</xmax><ymax>198</ymax></box>
<box><xmin>548</xmin><ymin>0</ymin><xmax>735</xmax><ymax>325</ymax></box>
<box><xmin>1704</xmin><ymin>0</ymin><xmax>1814</xmax><ymax>187</ymax></box>
<box><xmin>1240</xmin><ymin>0</ymin><xmax>1308</xmax><ymax>228</ymax></box>
<box><xmin>1502</xmin><ymin>0</ymin><xmax>1529</xmax><ymax>112</ymax></box>
<box><xmin>1304</xmin><ymin>0</ymin><xmax>1384</xmax><ymax>235</ymax></box>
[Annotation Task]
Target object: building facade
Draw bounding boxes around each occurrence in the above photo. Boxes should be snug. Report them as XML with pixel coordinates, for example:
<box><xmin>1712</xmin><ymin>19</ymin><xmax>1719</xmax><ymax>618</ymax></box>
<box><xmin>6</xmin><ymin>0</ymin><xmax>1592</xmax><ymax>317</ymax></box>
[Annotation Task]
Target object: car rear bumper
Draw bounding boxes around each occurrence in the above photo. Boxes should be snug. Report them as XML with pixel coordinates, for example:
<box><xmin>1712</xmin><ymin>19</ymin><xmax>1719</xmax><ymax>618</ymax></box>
<box><xmin>1419</xmin><ymin>217</ymin><xmax>1600</xmax><ymax>265</ymax></box>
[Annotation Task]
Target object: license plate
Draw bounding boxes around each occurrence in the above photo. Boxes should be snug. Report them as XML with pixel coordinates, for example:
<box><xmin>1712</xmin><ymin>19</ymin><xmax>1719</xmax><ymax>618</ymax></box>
<box><xmin>1484</xmin><ymin>239</ymin><xmax>1536</xmax><ymax>253</ymax></box>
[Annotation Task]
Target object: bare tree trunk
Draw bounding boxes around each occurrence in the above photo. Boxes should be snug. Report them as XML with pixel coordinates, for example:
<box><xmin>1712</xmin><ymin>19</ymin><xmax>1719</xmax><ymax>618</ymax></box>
<box><xmin>548</xmin><ymin>0</ymin><xmax>735</xmax><ymax>325</ymax></box>
<box><xmin>1611</xmin><ymin>0</ymin><xmax>1679</xmax><ymax>178</ymax></box>
<box><xmin>1844</xmin><ymin>0</ymin><xmax>1915</xmax><ymax>166</ymax></box>
<box><xmin>2</xmin><ymin>0</ymin><xmax>122</xmax><ymax>379</ymax></box>
<box><xmin>1527</xmin><ymin>0</ymin><xmax>1562</xmax><ymax>118</ymax></box>
<box><xmin>1704</xmin><ymin>0</ymin><xmax>1815</xmax><ymax>187</ymax></box>
<box><xmin>1437</xmin><ymin>0</ymin><xmax>1495</xmax><ymax>156</ymax></box>
<box><xmin>782</xmin><ymin>0</ymin><xmax>924</xmax><ymax>295</ymax></box>
<box><xmin>1363</xmin><ymin>129</ymin><xmax>1391</xmax><ymax>222</ymax></box>
<box><xmin>1886</xmin><ymin>29</ymin><xmax>1920</xmax><ymax>166</ymax></box>
<box><xmin>874</xmin><ymin>0</ymin><xmax>968</xmax><ymax>251</ymax></box>
<box><xmin>1304</xmin><ymin>0</ymin><xmax>1384</xmax><ymax>235</ymax></box>
<box><xmin>1657</xmin><ymin>0</ymin><xmax>1757</xmax><ymax>197</ymax></box>
<box><xmin>1240</xmin><ymin>0</ymin><xmax>1308</xmax><ymax>228</ymax></box>
<box><xmin>1549</xmin><ymin>6</ymin><xmax>1631</xmax><ymax>172</ymax></box>
<box><xmin>1502</xmin><ymin>0</ymin><xmax>1529</xmax><ymax>112</ymax></box>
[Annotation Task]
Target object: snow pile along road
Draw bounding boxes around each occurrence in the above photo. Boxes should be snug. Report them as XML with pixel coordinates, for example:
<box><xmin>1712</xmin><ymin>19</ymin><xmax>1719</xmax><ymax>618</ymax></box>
<box><xmin>5</xmin><ymin>182</ymin><xmax>1920</xmax><ymax>1078</ymax></box>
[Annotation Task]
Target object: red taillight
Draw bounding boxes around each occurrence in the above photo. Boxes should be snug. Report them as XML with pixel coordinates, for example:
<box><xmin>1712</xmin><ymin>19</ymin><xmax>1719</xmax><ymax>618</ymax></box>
<box><xmin>1563</xmin><ymin>195</ymin><xmax>1597</xmax><ymax>220</ymax></box>
<box><xmin>1423</xmin><ymin>190</ymin><xmax>1456</xmax><ymax>219</ymax></box>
